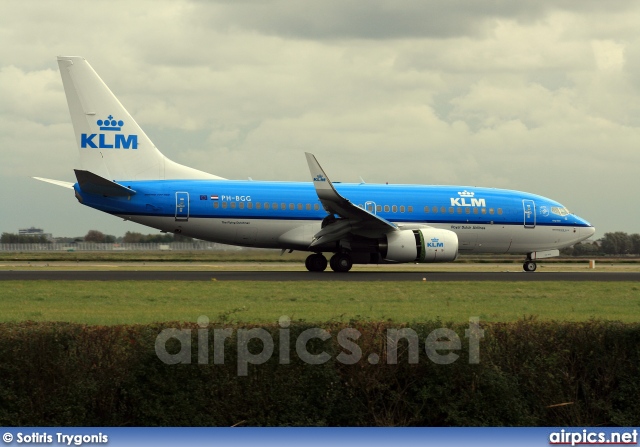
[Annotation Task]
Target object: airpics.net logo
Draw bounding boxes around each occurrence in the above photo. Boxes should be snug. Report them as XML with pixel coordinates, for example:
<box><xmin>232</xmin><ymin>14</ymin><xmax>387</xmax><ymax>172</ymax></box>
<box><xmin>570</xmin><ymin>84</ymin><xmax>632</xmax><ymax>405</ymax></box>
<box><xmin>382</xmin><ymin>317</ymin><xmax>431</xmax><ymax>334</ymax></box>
<box><xmin>80</xmin><ymin>115</ymin><xmax>138</xmax><ymax>150</ymax></box>
<box><xmin>155</xmin><ymin>316</ymin><xmax>484</xmax><ymax>376</ymax></box>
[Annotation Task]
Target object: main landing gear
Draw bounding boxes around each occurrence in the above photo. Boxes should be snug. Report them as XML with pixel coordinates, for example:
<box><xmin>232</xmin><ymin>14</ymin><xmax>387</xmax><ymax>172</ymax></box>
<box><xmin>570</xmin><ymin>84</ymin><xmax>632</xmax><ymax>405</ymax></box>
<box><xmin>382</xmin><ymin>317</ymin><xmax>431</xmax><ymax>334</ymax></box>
<box><xmin>329</xmin><ymin>253</ymin><xmax>353</xmax><ymax>273</ymax></box>
<box><xmin>305</xmin><ymin>253</ymin><xmax>353</xmax><ymax>272</ymax></box>
<box><xmin>305</xmin><ymin>253</ymin><xmax>327</xmax><ymax>272</ymax></box>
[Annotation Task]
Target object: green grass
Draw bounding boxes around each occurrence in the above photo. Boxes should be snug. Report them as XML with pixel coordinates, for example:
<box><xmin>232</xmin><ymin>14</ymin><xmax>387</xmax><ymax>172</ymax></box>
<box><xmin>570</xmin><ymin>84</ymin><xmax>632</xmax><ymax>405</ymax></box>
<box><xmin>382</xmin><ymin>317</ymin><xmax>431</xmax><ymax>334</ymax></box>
<box><xmin>1</xmin><ymin>281</ymin><xmax>639</xmax><ymax>325</ymax></box>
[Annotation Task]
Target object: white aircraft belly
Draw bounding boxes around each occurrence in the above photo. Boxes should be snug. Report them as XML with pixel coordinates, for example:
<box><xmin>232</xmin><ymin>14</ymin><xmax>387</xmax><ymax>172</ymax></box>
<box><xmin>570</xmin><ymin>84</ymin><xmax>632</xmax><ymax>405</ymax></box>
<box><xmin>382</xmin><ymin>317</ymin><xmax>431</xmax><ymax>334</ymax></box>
<box><xmin>116</xmin><ymin>215</ymin><xmax>321</xmax><ymax>249</ymax></box>
<box><xmin>118</xmin><ymin>214</ymin><xmax>585</xmax><ymax>254</ymax></box>
<box><xmin>416</xmin><ymin>222</ymin><xmax>583</xmax><ymax>254</ymax></box>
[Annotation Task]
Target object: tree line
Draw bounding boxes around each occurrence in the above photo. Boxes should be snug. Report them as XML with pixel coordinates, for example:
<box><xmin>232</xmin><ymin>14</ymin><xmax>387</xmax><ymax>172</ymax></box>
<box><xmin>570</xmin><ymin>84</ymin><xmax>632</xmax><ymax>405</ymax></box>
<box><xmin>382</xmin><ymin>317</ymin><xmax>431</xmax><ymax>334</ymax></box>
<box><xmin>0</xmin><ymin>233</ymin><xmax>50</xmax><ymax>243</ymax></box>
<box><xmin>561</xmin><ymin>232</ymin><xmax>640</xmax><ymax>256</ymax></box>
<box><xmin>1</xmin><ymin>231</ymin><xmax>193</xmax><ymax>244</ymax></box>
<box><xmin>3</xmin><ymin>230</ymin><xmax>639</xmax><ymax>255</ymax></box>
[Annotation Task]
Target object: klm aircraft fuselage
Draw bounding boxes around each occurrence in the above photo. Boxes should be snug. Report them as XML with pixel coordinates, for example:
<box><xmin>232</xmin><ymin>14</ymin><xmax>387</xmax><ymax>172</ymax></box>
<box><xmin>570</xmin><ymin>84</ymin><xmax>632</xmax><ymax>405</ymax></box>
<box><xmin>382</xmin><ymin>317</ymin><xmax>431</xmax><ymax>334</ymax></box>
<box><xmin>75</xmin><ymin>179</ymin><xmax>592</xmax><ymax>258</ymax></box>
<box><xmin>38</xmin><ymin>56</ymin><xmax>595</xmax><ymax>272</ymax></box>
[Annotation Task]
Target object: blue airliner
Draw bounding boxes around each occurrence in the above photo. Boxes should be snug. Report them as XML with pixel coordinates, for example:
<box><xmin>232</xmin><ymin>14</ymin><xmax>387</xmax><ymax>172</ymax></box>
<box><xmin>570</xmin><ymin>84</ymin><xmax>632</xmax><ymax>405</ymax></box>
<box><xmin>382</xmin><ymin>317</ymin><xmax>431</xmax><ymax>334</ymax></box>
<box><xmin>36</xmin><ymin>57</ymin><xmax>595</xmax><ymax>272</ymax></box>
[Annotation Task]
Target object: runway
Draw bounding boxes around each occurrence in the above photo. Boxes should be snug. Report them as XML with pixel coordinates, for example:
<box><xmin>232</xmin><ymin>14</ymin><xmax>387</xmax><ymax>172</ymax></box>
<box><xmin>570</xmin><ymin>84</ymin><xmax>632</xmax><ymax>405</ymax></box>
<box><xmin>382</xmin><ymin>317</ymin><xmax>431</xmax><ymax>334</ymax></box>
<box><xmin>1</xmin><ymin>270</ymin><xmax>639</xmax><ymax>281</ymax></box>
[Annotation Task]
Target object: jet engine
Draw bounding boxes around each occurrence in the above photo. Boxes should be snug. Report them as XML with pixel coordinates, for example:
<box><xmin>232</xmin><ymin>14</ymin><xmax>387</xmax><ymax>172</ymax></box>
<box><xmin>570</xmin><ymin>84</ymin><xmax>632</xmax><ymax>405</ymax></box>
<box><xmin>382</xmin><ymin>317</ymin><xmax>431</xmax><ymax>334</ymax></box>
<box><xmin>381</xmin><ymin>228</ymin><xmax>458</xmax><ymax>263</ymax></box>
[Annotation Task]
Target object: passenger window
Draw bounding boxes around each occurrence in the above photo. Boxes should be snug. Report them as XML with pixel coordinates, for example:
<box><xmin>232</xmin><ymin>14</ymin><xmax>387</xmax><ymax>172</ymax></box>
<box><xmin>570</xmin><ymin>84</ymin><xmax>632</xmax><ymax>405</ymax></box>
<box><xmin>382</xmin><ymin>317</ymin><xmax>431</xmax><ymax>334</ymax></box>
<box><xmin>231</xmin><ymin>202</ymin><xmax>236</xmax><ymax>209</ymax></box>
<box><xmin>384</xmin><ymin>205</ymin><xmax>390</xmax><ymax>212</ymax></box>
<box><xmin>306</xmin><ymin>204</ymin><xmax>311</xmax><ymax>210</ymax></box>
<box><xmin>449</xmin><ymin>207</ymin><xmax>454</xmax><ymax>214</ymax></box>
<box><xmin>497</xmin><ymin>208</ymin><xmax>503</xmax><ymax>215</ymax></box>
<box><xmin>392</xmin><ymin>205</ymin><xmax>397</xmax><ymax>213</ymax></box>
<box><xmin>481</xmin><ymin>208</ymin><xmax>486</xmax><ymax>214</ymax></box>
<box><xmin>400</xmin><ymin>206</ymin><xmax>405</xmax><ymax>213</ymax></box>
<box><xmin>432</xmin><ymin>206</ymin><xmax>438</xmax><ymax>214</ymax></box>
<box><xmin>264</xmin><ymin>202</ymin><xmax>269</xmax><ymax>209</ymax></box>
<box><xmin>314</xmin><ymin>204</ymin><xmax>319</xmax><ymax>211</ymax></box>
<box><xmin>424</xmin><ymin>206</ymin><xmax>429</xmax><ymax>213</ymax></box>
<box><xmin>256</xmin><ymin>202</ymin><xmax>261</xmax><ymax>209</ymax></box>
<box><xmin>281</xmin><ymin>203</ymin><xmax>286</xmax><ymax>210</ymax></box>
<box><xmin>457</xmin><ymin>207</ymin><xmax>462</xmax><ymax>214</ymax></box>
<box><xmin>473</xmin><ymin>208</ymin><xmax>478</xmax><ymax>214</ymax></box>
<box><xmin>408</xmin><ymin>206</ymin><xmax>413</xmax><ymax>212</ymax></box>
<box><xmin>289</xmin><ymin>203</ymin><xmax>294</xmax><ymax>210</ymax></box>
<box><xmin>441</xmin><ymin>206</ymin><xmax>446</xmax><ymax>213</ymax></box>
<box><xmin>465</xmin><ymin>207</ymin><xmax>470</xmax><ymax>214</ymax></box>
<box><xmin>489</xmin><ymin>208</ymin><xmax>494</xmax><ymax>215</ymax></box>
<box><xmin>247</xmin><ymin>202</ymin><xmax>252</xmax><ymax>209</ymax></box>
<box><xmin>297</xmin><ymin>203</ymin><xmax>302</xmax><ymax>210</ymax></box>
<box><xmin>239</xmin><ymin>202</ymin><xmax>244</xmax><ymax>209</ymax></box>
<box><xmin>222</xmin><ymin>202</ymin><xmax>228</xmax><ymax>209</ymax></box>
<box><xmin>273</xmin><ymin>203</ymin><xmax>278</xmax><ymax>210</ymax></box>
<box><xmin>376</xmin><ymin>205</ymin><xmax>382</xmax><ymax>212</ymax></box>
<box><xmin>213</xmin><ymin>202</ymin><xmax>219</xmax><ymax>209</ymax></box>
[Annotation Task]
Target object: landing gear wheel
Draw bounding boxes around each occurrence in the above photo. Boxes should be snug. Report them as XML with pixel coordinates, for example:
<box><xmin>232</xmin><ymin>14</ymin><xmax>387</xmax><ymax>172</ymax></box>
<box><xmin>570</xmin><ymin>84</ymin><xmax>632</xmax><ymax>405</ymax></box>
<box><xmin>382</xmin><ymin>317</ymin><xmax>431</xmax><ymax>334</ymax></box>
<box><xmin>305</xmin><ymin>253</ymin><xmax>327</xmax><ymax>272</ymax></box>
<box><xmin>523</xmin><ymin>261</ymin><xmax>537</xmax><ymax>272</ymax></box>
<box><xmin>330</xmin><ymin>253</ymin><xmax>353</xmax><ymax>272</ymax></box>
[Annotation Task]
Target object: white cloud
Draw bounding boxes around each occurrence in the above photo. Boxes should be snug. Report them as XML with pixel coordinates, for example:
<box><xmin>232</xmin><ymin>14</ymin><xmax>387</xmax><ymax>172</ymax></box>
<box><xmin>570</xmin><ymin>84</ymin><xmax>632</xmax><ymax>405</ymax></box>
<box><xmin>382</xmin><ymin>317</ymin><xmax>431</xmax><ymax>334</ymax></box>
<box><xmin>0</xmin><ymin>0</ymin><xmax>639</xmax><ymax>237</ymax></box>
<box><xmin>592</xmin><ymin>40</ymin><xmax>626</xmax><ymax>72</ymax></box>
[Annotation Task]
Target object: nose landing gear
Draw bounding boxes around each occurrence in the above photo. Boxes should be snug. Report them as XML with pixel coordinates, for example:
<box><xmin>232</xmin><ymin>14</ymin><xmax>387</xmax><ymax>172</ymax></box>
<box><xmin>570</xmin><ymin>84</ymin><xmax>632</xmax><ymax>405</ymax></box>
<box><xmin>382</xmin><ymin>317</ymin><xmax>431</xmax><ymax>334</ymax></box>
<box><xmin>521</xmin><ymin>249</ymin><xmax>558</xmax><ymax>271</ymax></box>
<box><xmin>522</xmin><ymin>253</ymin><xmax>538</xmax><ymax>272</ymax></box>
<box><xmin>523</xmin><ymin>259</ymin><xmax>537</xmax><ymax>272</ymax></box>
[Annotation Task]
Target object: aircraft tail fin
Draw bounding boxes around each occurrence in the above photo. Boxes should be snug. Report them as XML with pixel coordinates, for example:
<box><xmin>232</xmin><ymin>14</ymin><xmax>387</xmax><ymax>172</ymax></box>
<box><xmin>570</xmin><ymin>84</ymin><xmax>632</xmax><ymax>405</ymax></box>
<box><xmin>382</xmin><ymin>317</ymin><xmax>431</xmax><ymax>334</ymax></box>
<box><xmin>56</xmin><ymin>56</ymin><xmax>225</xmax><ymax>181</ymax></box>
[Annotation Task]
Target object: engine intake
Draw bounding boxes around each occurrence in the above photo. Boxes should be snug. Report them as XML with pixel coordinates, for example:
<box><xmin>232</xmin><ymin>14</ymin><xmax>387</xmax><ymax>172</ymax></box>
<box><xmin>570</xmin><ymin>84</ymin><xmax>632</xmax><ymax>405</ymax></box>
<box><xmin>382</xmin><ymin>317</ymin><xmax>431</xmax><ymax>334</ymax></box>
<box><xmin>381</xmin><ymin>228</ymin><xmax>458</xmax><ymax>263</ymax></box>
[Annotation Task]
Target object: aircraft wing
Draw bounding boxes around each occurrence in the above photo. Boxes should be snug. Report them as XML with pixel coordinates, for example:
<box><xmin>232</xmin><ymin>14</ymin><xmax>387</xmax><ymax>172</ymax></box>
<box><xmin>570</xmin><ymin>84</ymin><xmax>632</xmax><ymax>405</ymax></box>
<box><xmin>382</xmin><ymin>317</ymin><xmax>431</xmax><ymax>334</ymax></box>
<box><xmin>305</xmin><ymin>152</ymin><xmax>397</xmax><ymax>246</ymax></box>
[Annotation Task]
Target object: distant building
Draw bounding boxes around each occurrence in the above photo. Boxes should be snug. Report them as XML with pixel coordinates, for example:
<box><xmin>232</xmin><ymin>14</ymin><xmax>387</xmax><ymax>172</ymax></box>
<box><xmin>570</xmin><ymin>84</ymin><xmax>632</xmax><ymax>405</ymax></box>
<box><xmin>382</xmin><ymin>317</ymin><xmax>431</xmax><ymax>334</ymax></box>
<box><xmin>19</xmin><ymin>227</ymin><xmax>53</xmax><ymax>241</ymax></box>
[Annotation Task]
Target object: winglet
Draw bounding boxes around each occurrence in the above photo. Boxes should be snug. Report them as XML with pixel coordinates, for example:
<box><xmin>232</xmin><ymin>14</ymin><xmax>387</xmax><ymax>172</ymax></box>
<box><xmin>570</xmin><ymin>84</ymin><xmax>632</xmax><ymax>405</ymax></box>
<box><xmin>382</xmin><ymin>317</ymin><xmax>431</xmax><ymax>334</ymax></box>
<box><xmin>304</xmin><ymin>152</ymin><xmax>398</xmax><ymax>236</ymax></box>
<box><xmin>305</xmin><ymin>152</ymin><xmax>342</xmax><ymax>203</ymax></box>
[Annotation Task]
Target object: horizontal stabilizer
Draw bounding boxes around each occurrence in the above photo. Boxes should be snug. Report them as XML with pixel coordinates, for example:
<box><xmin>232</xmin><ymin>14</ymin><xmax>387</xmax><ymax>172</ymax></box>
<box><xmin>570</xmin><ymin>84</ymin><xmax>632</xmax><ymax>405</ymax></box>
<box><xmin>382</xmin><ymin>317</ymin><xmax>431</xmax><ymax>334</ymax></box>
<box><xmin>33</xmin><ymin>177</ymin><xmax>74</xmax><ymax>189</ymax></box>
<box><xmin>74</xmin><ymin>169</ymin><xmax>136</xmax><ymax>197</ymax></box>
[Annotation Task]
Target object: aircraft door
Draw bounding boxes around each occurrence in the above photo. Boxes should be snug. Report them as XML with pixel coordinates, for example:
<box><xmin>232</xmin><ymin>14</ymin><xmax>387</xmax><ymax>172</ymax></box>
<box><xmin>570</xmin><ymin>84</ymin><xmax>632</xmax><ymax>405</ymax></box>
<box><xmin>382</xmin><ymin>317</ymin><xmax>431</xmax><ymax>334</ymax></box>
<box><xmin>523</xmin><ymin>199</ymin><xmax>535</xmax><ymax>228</ymax></box>
<box><xmin>365</xmin><ymin>201</ymin><xmax>377</xmax><ymax>215</ymax></box>
<box><xmin>175</xmin><ymin>192</ymin><xmax>189</xmax><ymax>221</ymax></box>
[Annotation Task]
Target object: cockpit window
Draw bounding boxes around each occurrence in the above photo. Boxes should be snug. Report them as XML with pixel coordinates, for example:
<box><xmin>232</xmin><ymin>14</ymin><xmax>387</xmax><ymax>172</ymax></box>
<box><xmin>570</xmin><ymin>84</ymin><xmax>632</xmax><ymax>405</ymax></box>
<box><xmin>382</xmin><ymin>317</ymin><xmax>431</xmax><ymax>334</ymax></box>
<box><xmin>551</xmin><ymin>206</ymin><xmax>571</xmax><ymax>216</ymax></box>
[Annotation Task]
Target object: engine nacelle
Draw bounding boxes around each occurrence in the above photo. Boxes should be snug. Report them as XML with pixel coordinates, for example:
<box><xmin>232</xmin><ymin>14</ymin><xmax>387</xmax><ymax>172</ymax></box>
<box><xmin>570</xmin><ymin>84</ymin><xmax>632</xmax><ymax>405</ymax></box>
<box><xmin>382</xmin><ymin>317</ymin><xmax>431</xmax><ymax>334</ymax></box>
<box><xmin>382</xmin><ymin>228</ymin><xmax>459</xmax><ymax>263</ymax></box>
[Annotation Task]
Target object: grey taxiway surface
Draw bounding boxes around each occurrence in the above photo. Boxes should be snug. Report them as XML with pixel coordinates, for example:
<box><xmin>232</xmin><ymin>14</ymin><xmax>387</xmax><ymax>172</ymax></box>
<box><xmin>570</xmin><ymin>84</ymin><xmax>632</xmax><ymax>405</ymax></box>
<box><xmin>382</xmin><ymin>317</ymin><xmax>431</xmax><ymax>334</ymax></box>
<box><xmin>1</xmin><ymin>271</ymin><xmax>639</xmax><ymax>281</ymax></box>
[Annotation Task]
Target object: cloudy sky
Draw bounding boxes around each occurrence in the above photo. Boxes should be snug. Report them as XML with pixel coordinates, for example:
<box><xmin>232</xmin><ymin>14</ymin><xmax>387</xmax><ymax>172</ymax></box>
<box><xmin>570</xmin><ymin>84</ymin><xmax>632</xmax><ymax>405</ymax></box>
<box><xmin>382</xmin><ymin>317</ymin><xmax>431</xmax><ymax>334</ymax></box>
<box><xmin>1</xmin><ymin>0</ymin><xmax>639</xmax><ymax>239</ymax></box>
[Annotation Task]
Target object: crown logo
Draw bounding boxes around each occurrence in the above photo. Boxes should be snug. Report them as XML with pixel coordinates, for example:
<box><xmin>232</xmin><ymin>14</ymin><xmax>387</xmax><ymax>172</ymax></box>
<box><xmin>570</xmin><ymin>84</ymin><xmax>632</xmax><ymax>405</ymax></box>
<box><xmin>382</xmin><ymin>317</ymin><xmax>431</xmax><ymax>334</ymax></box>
<box><xmin>431</xmin><ymin>238</ymin><xmax>439</xmax><ymax>243</ymax></box>
<box><xmin>97</xmin><ymin>115</ymin><xmax>124</xmax><ymax>131</ymax></box>
<box><xmin>457</xmin><ymin>190</ymin><xmax>474</xmax><ymax>197</ymax></box>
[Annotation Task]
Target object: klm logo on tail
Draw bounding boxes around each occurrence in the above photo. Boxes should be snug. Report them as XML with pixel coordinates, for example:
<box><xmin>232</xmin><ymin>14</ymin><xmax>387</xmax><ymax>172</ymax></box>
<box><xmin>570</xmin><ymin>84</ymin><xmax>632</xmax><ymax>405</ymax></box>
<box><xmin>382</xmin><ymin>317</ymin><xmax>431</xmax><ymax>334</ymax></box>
<box><xmin>81</xmin><ymin>115</ymin><xmax>138</xmax><ymax>150</ymax></box>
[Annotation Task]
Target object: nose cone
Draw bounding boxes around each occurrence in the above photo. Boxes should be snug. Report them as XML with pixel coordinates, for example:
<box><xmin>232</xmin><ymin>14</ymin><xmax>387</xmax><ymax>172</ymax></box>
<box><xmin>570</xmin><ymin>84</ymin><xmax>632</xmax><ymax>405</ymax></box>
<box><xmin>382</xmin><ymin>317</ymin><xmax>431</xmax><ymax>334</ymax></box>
<box><xmin>583</xmin><ymin>225</ymin><xmax>596</xmax><ymax>238</ymax></box>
